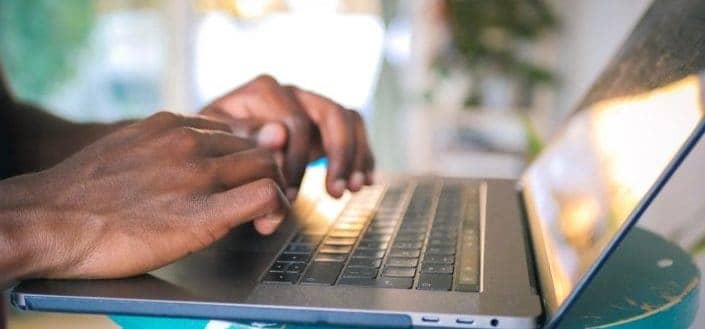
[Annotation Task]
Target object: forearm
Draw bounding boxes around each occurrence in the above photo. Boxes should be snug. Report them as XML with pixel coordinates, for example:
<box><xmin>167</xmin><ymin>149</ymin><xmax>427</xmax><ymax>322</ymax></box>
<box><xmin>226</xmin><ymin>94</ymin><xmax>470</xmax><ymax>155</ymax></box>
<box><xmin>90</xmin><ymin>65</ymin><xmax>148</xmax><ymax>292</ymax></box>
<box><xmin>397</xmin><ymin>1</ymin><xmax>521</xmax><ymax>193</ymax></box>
<box><xmin>3</xmin><ymin>102</ymin><xmax>130</xmax><ymax>175</ymax></box>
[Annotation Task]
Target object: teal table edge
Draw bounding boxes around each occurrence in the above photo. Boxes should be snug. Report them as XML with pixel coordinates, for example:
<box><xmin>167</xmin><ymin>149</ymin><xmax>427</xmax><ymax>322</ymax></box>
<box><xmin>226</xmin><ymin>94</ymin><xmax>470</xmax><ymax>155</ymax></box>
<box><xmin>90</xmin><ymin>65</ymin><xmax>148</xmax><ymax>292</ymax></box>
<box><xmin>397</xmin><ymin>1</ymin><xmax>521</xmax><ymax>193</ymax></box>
<box><xmin>110</xmin><ymin>227</ymin><xmax>700</xmax><ymax>329</ymax></box>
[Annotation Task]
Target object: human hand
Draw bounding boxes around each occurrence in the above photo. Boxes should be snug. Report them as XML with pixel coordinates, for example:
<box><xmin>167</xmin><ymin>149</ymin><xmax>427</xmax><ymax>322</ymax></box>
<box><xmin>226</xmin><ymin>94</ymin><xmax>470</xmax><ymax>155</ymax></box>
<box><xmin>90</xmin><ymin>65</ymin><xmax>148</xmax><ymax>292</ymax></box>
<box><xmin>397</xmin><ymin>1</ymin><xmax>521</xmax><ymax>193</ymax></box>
<box><xmin>2</xmin><ymin>112</ymin><xmax>288</xmax><ymax>280</ymax></box>
<box><xmin>201</xmin><ymin>75</ymin><xmax>375</xmax><ymax>200</ymax></box>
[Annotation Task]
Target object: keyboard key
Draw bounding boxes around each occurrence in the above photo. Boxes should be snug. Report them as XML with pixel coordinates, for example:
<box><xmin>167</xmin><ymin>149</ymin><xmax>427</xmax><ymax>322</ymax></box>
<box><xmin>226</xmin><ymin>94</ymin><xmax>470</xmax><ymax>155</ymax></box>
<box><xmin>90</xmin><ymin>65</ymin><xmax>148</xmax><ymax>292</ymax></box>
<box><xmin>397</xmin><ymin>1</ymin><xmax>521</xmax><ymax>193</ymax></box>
<box><xmin>301</xmin><ymin>261</ymin><xmax>344</xmax><ymax>285</ymax></box>
<box><xmin>386</xmin><ymin>257</ymin><xmax>419</xmax><ymax>267</ymax></box>
<box><xmin>421</xmin><ymin>263</ymin><xmax>453</xmax><ymax>274</ymax></box>
<box><xmin>394</xmin><ymin>234</ymin><xmax>425</xmax><ymax>242</ymax></box>
<box><xmin>320</xmin><ymin>245</ymin><xmax>352</xmax><ymax>254</ymax></box>
<box><xmin>456</xmin><ymin>208</ymin><xmax>480</xmax><ymax>292</ymax></box>
<box><xmin>324</xmin><ymin>237</ymin><xmax>357</xmax><ymax>246</ymax></box>
<box><xmin>392</xmin><ymin>241</ymin><xmax>423</xmax><ymax>249</ymax></box>
<box><xmin>342</xmin><ymin>266</ymin><xmax>378</xmax><ymax>278</ymax></box>
<box><xmin>349</xmin><ymin>258</ymin><xmax>383</xmax><ymax>268</ymax></box>
<box><xmin>285</xmin><ymin>243</ymin><xmax>315</xmax><ymax>254</ymax></box>
<box><xmin>352</xmin><ymin>250</ymin><xmax>386</xmax><ymax>259</ymax></box>
<box><xmin>426</xmin><ymin>247</ymin><xmax>456</xmax><ymax>256</ymax></box>
<box><xmin>315</xmin><ymin>253</ymin><xmax>348</xmax><ymax>262</ymax></box>
<box><xmin>337</xmin><ymin>216</ymin><xmax>367</xmax><ymax>225</ymax></box>
<box><xmin>294</xmin><ymin>234</ymin><xmax>323</xmax><ymax>245</ymax></box>
<box><xmin>262</xmin><ymin>272</ymin><xmax>299</xmax><ymax>284</ymax></box>
<box><xmin>329</xmin><ymin>230</ymin><xmax>360</xmax><ymax>238</ymax></box>
<box><xmin>369</xmin><ymin>221</ymin><xmax>397</xmax><ymax>229</ymax></box>
<box><xmin>270</xmin><ymin>261</ymin><xmax>289</xmax><ymax>272</ymax></box>
<box><xmin>430</xmin><ymin>232</ymin><xmax>457</xmax><ymax>240</ymax></box>
<box><xmin>427</xmin><ymin>239</ymin><xmax>456</xmax><ymax>247</ymax></box>
<box><xmin>400</xmin><ymin>222</ymin><xmax>428</xmax><ymax>229</ymax></box>
<box><xmin>278</xmin><ymin>253</ymin><xmax>310</xmax><ymax>262</ymax></box>
<box><xmin>367</xmin><ymin>227</ymin><xmax>396</xmax><ymax>235</ymax></box>
<box><xmin>361</xmin><ymin>233</ymin><xmax>393</xmax><ymax>242</ymax></box>
<box><xmin>302</xmin><ymin>226</ymin><xmax>328</xmax><ymax>236</ymax></box>
<box><xmin>403</xmin><ymin>216</ymin><xmax>429</xmax><ymax>224</ymax></box>
<box><xmin>417</xmin><ymin>274</ymin><xmax>452</xmax><ymax>291</ymax></box>
<box><xmin>285</xmin><ymin>262</ymin><xmax>306</xmax><ymax>274</ymax></box>
<box><xmin>376</xmin><ymin>277</ymin><xmax>414</xmax><ymax>288</ymax></box>
<box><xmin>397</xmin><ymin>227</ymin><xmax>427</xmax><ymax>234</ymax></box>
<box><xmin>334</xmin><ymin>223</ymin><xmax>365</xmax><ymax>231</ymax></box>
<box><xmin>337</xmin><ymin>277</ymin><xmax>413</xmax><ymax>289</ymax></box>
<box><xmin>423</xmin><ymin>255</ymin><xmax>454</xmax><ymax>264</ymax></box>
<box><xmin>390</xmin><ymin>248</ymin><xmax>421</xmax><ymax>258</ymax></box>
<box><xmin>432</xmin><ymin>224</ymin><xmax>457</xmax><ymax>231</ymax></box>
<box><xmin>357</xmin><ymin>241</ymin><xmax>388</xmax><ymax>250</ymax></box>
<box><xmin>382</xmin><ymin>267</ymin><xmax>416</xmax><ymax>278</ymax></box>
<box><xmin>373</xmin><ymin>213</ymin><xmax>399</xmax><ymax>221</ymax></box>
<box><xmin>342</xmin><ymin>209</ymin><xmax>373</xmax><ymax>217</ymax></box>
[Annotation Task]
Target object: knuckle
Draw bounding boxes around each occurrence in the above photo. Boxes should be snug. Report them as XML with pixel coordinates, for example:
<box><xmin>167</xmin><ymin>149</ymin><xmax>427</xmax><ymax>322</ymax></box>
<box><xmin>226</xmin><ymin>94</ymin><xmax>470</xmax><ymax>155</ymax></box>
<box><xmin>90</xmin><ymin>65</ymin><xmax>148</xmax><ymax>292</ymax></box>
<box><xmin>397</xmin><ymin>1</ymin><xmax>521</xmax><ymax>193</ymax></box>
<box><xmin>253</xmin><ymin>74</ymin><xmax>278</xmax><ymax>85</ymax></box>
<box><xmin>348</xmin><ymin>109</ymin><xmax>363</xmax><ymax>122</ymax></box>
<box><xmin>249</xmin><ymin>74</ymin><xmax>279</xmax><ymax>91</ymax></box>
<box><xmin>286</xmin><ymin>115</ymin><xmax>312</xmax><ymax>132</ymax></box>
<box><xmin>170</xmin><ymin>127</ymin><xmax>200</xmax><ymax>150</ymax></box>
<box><xmin>151</xmin><ymin>111</ymin><xmax>180</xmax><ymax>125</ymax></box>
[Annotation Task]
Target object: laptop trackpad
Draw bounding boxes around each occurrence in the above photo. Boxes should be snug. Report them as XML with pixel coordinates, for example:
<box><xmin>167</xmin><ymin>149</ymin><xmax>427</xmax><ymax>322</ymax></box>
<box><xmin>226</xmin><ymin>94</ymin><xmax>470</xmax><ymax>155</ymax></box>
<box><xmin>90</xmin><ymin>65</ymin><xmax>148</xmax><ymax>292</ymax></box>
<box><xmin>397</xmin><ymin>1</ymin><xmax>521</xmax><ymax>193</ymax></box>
<box><xmin>215</xmin><ymin>220</ymin><xmax>294</xmax><ymax>253</ymax></box>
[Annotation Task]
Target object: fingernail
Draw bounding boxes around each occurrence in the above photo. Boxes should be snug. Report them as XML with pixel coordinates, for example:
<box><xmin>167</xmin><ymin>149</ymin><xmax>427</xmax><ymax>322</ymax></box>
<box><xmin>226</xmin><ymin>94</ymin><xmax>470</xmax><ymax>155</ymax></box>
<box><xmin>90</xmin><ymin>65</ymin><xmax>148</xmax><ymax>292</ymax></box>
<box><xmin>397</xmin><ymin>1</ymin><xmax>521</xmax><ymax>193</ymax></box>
<box><xmin>259</xmin><ymin>222</ymin><xmax>276</xmax><ymax>235</ymax></box>
<box><xmin>258</xmin><ymin>218</ymin><xmax>281</xmax><ymax>235</ymax></box>
<box><xmin>349</xmin><ymin>171</ymin><xmax>365</xmax><ymax>191</ymax></box>
<box><xmin>333</xmin><ymin>179</ymin><xmax>346</xmax><ymax>196</ymax></box>
<box><xmin>257</xmin><ymin>123</ymin><xmax>286</xmax><ymax>149</ymax></box>
<box><xmin>286</xmin><ymin>187</ymin><xmax>298</xmax><ymax>202</ymax></box>
<box><xmin>257</xmin><ymin>124</ymin><xmax>278</xmax><ymax>145</ymax></box>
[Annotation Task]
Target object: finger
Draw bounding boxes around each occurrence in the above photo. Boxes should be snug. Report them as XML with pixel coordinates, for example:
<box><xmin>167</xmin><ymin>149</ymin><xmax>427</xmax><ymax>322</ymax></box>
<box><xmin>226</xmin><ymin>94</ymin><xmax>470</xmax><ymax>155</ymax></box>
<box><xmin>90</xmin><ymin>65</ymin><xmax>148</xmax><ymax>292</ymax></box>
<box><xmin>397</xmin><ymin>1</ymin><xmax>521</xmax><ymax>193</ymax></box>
<box><xmin>211</xmin><ymin>148</ymin><xmax>287</xmax><ymax>192</ymax></box>
<box><xmin>347</xmin><ymin>109</ymin><xmax>373</xmax><ymax>191</ymax></box>
<box><xmin>286</xmin><ymin>87</ymin><xmax>355</xmax><ymax>198</ymax></box>
<box><xmin>364</xmin><ymin>151</ymin><xmax>376</xmax><ymax>185</ymax></box>
<box><xmin>146</xmin><ymin>111</ymin><xmax>232</xmax><ymax>133</ymax></box>
<box><xmin>207</xmin><ymin>178</ymin><xmax>290</xmax><ymax>233</ymax></box>
<box><xmin>253</xmin><ymin>213</ymin><xmax>286</xmax><ymax>235</ymax></box>
<box><xmin>181</xmin><ymin>115</ymin><xmax>232</xmax><ymax>133</ymax></box>
<box><xmin>256</xmin><ymin>122</ymin><xmax>288</xmax><ymax>150</ymax></box>
<box><xmin>221</xmin><ymin>117</ymin><xmax>263</xmax><ymax>137</ymax></box>
<box><xmin>215</xmin><ymin>118</ymin><xmax>288</xmax><ymax>151</ymax></box>
<box><xmin>280</xmin><ymin>111</ymin><xmax>312</xmax><ymax>198</ymax></box>
<box><xmin>194</xmin><ymin>129</ymin><xmax>257</xmax><ymax>156</ymax></box>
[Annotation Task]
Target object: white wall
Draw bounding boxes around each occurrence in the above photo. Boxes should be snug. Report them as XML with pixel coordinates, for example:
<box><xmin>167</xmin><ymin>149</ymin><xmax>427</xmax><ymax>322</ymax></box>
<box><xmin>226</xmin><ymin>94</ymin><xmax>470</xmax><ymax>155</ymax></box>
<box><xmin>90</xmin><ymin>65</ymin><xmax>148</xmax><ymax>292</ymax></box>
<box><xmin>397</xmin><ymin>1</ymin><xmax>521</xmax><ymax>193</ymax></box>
<box><xmin>552</xmin><ymin>0</ymin><xmax>652</xmax><ymax>121</ymax></box>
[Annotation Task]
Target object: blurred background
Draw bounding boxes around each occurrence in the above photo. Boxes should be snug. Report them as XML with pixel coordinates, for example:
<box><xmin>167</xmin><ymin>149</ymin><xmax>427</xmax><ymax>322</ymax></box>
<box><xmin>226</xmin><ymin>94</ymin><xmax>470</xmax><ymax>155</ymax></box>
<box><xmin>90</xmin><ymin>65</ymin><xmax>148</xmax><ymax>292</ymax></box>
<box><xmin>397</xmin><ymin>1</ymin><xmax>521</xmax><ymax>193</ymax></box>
<box><xmin>2</xmin><ymin>0</ymin><xmax>703</xmax><ymax>328</ymax></box>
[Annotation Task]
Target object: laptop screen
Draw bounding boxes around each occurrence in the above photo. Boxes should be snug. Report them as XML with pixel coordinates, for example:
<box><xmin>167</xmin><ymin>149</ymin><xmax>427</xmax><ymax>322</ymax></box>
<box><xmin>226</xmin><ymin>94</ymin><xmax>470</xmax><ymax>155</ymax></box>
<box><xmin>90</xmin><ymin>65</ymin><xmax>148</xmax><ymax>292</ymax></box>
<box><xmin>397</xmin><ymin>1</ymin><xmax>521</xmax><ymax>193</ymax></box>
<box><xmin>520</xmin><ymin>0</ymin><xmax>705</xmax><ymax>317</ymax></box>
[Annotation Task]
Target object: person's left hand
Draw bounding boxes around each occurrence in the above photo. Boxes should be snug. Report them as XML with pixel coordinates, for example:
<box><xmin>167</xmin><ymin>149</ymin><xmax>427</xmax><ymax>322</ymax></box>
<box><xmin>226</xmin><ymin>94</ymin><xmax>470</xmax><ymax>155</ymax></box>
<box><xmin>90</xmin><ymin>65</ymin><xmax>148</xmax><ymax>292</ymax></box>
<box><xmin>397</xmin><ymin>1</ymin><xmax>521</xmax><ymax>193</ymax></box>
<box><xmin>201</xmin><ymin>75</ymin><xmax>374</xmax><ymax>200</ymax></box>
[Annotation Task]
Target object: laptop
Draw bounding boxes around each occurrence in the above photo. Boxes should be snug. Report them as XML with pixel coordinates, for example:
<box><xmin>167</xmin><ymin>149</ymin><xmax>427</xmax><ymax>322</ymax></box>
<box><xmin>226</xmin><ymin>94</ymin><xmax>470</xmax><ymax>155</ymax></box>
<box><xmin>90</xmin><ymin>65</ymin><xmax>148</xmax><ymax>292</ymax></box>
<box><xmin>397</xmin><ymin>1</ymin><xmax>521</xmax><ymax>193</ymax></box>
<box><xmin>11</xmin><ymin>0</ymin><xmax>705</xmax><ymax>327</ymax></box>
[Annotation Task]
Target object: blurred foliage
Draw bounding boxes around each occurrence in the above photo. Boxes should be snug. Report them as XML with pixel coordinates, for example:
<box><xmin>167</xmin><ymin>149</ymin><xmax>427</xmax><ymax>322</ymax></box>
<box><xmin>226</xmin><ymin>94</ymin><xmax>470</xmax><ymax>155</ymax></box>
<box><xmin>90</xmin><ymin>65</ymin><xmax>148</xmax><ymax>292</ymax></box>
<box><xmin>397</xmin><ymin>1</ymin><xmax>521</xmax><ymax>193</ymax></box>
<box><xmin>437</xmin><ymin>0</ymin><xmax>559</xmax><ymax>107</ymax></box>
<box><xmin>0</xmin><ymin>0</ymin><xmax>94</xmax><ymax>101</ymax></box>
<box><xmin>522</xmin><ymin>114</ymin><xmax>544</xmax><ymax>159</ymax></box>
<box><xmin>691</xmin><ymin>236</ymin><xmax>705</xmax><ymax>255</ymax></box>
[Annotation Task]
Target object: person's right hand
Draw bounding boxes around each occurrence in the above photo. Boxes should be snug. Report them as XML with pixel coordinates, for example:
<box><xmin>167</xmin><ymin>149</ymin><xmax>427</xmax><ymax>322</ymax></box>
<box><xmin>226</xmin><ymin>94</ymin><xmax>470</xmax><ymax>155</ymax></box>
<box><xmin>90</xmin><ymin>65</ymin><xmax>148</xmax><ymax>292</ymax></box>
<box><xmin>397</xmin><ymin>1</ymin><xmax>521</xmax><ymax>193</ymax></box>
<box><xmin>2</xmin><ymin>111</ymin><xmax>289</xmax><ymax>281</ymax></box>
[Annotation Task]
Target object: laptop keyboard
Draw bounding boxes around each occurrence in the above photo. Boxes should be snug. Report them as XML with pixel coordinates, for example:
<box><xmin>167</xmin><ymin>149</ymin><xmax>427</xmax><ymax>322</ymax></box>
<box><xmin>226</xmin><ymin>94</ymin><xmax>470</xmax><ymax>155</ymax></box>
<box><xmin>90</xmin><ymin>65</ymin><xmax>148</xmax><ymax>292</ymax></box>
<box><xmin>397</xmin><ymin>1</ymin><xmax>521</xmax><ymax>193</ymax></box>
<box><xmin>262</xmin><ymin>180</ymin><xmax>480</xmax><ymax>292</ymax></box>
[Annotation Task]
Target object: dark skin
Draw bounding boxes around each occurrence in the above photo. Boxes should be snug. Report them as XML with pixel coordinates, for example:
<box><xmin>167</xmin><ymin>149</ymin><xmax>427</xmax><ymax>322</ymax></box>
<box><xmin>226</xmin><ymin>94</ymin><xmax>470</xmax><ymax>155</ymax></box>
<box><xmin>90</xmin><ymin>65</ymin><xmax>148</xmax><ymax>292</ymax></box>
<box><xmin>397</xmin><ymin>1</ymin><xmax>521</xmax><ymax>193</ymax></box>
<box><xmin>0</xmin><ymin>73</ymin><xmax>374</xmax><ymax>286</ymax></box>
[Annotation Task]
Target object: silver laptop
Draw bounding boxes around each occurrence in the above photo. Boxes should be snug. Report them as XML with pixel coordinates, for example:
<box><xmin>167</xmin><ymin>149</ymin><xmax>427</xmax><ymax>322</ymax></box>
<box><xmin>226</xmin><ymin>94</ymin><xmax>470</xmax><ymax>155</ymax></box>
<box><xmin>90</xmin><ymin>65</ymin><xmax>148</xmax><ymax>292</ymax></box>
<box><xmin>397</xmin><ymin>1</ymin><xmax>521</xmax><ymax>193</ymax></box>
<box><xmin>11</xmin><ymin>0</ymin><xmax>705</xmax><ymax>327</ymax></box>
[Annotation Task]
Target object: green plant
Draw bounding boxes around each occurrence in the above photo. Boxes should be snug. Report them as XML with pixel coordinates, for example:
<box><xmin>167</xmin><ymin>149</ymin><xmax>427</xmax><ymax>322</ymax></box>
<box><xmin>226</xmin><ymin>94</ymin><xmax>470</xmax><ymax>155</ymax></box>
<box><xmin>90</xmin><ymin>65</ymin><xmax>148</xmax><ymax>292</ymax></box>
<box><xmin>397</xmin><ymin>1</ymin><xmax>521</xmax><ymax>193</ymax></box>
<box><xmin>0</xmin><ymin>0</ymin><xmax>94</xmax><ymax>102</ymax></box>
<box><xmin>436</xmin><ymin>0</ymin><xmax>559</xmax><ymax>107</ymax></box>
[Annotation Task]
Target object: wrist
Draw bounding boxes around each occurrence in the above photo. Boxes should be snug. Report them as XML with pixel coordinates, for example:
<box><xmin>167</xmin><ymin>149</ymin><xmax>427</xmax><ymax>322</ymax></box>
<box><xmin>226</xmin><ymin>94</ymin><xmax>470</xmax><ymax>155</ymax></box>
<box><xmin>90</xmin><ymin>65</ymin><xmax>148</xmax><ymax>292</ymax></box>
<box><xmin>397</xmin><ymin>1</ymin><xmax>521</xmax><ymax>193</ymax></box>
<box><xmin>0</xmin><ymin>173</ymin><xmax>56</xmax><ymax>282</ymax></box>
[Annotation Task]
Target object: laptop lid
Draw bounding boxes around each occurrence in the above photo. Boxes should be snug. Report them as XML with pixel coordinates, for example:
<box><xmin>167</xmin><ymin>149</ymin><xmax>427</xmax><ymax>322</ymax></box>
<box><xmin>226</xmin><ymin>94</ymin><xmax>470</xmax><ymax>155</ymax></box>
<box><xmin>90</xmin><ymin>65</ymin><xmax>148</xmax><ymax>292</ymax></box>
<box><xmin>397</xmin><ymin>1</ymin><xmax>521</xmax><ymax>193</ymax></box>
<box><xmin>519</xmin><ymin>0</ymin><xmax>705</xmax><ymax>327</ymax></box>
